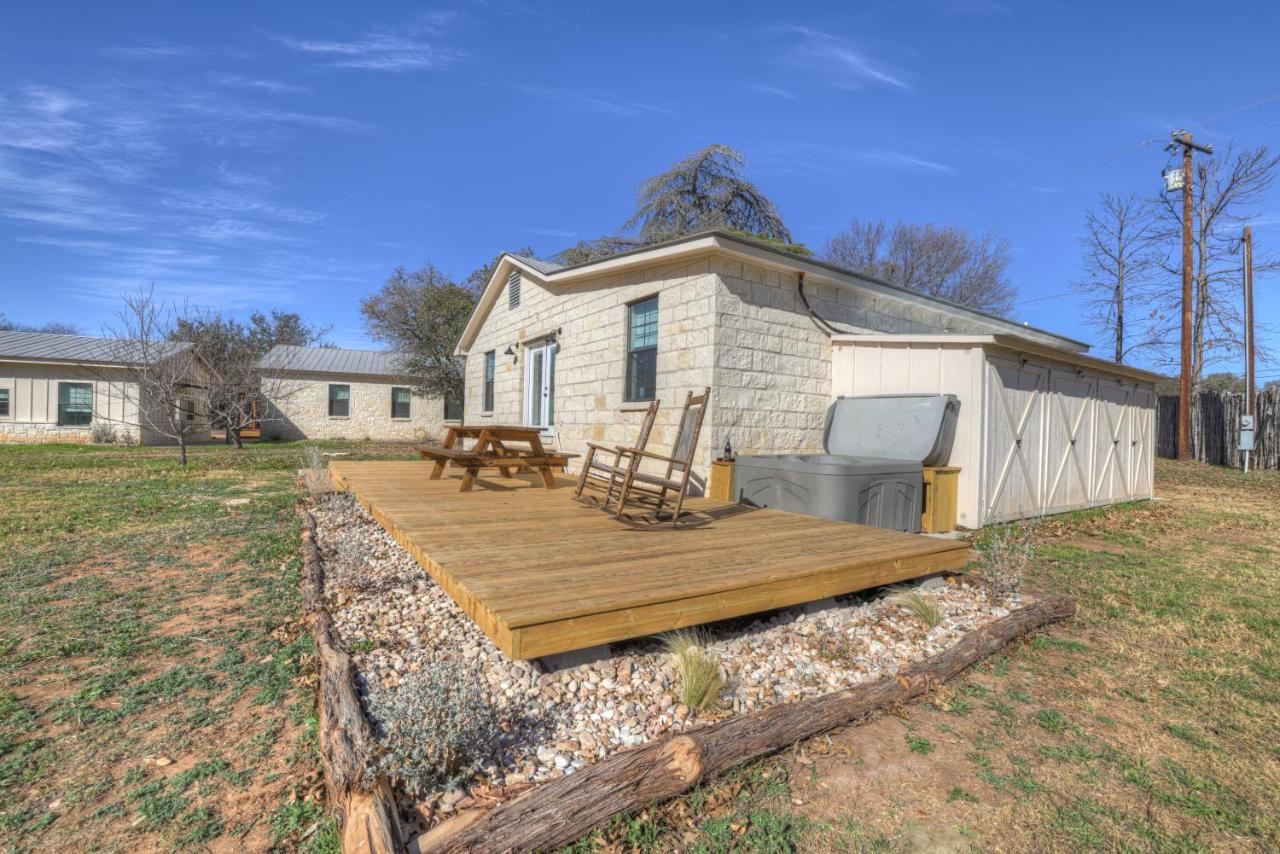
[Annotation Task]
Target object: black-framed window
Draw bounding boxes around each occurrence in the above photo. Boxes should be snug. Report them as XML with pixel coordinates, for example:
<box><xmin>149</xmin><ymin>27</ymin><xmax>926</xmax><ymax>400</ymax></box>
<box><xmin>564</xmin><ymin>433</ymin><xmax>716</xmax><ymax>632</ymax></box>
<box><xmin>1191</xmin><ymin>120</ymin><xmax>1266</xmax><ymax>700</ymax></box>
<box><xmin>328</xmin><ymin>384</ymin><xmax>350</xmax><ymax>417</ymax></box>
<box><xmin>58</xmin><ymin>382</ymin><xmax>93</xmax><ymax>426</ymax></box>
<box><xmin>625</xmin><ymin>295</ymin><xmax>658</xmax><ymax>402</ymax></box>
<box><xmin>0</xmin><ymin>388</ymin><xmax>8</xmax><ymax>417</ymax></box>
<box><xmin>181</xmin><ymin>397</ymin><xmax>196</xmax><ymax>421</ymax></box>
<box><xmin>391</xmin><ymin>387</ymin><xmax>411</xmax><ymax>419</ymax></box>
<box><xmin>483</xmin><ymin>351</ymin><xmax>495</xmax><ymax>412</ymax></box>
<box><xmin>443</xmin><ymin>386</ymin><xmax>463</xmax><ymax>421</ymax></box>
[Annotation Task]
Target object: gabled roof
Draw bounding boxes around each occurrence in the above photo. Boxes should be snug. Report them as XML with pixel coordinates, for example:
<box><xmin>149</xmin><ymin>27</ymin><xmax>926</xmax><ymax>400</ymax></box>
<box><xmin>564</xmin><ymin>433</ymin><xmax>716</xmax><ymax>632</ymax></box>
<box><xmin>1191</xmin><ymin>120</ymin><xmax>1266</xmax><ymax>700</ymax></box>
<box><xmin>510</xmin><ymin>255</ymin><xmax>564</xmax><ymax>276</ymax></box>
<box><xmin>455</xmin><ymin>229</ymin><xmax>1090</xmax><ymax>355</ymax></box>
<box><xmin>0</xmin><ymin>330</ymin><xmax>192</xmax><ymax>366</ymax></box>
<box><xmin>258</xmin><ymin>345</ymin><xmax>407</xmax><ymax>379</ymax></box>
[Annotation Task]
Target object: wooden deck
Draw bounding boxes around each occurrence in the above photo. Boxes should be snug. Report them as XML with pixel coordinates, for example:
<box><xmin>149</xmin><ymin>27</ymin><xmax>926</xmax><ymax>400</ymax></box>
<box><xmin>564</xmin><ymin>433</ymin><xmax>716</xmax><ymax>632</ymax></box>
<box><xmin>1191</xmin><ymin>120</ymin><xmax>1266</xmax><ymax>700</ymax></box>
<box><xmin>329</xmin><ymin>461</ymin><xmax>971</xmax><ymax>660</ymax></box>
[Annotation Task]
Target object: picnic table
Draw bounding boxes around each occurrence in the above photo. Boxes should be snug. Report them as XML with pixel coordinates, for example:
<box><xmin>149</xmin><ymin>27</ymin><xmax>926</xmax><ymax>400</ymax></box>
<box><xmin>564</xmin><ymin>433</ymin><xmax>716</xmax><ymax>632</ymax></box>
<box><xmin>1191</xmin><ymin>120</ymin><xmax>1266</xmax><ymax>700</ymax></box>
<box><xmin>420</xmin><ymin>425</ymin><xmax>575</xmax><ymax>491</ymax></box>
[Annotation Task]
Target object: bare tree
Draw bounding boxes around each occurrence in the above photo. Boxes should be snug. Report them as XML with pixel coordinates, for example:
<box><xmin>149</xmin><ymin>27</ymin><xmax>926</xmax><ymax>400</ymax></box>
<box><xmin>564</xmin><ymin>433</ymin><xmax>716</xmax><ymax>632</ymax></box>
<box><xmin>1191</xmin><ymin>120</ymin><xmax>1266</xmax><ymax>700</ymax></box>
<box><xmin>1152</xmin><ymin>144</ymin><xmax>1279</xmax><ymax>387</ymax></box>
<box><xmin>1074</xmin><ymin>193</ymin><xmax>1163</xmax><ymax>364</ymax></box>
<box><xmin>172</xmin><ymin>309</ymin><xmax>326</xmax><ymax>448</ymax></box>
<box><xmin>624</xmin><ymin>145</ymin><xmax>792</xmax><ymax>243</ymax></box>
<box><xmin>823</xmin><ymin>218</ymin><xmax>1017</xmax><ymax>316</ymax></box>
<box><xmin>101</xmin><ymin>290</ymin><xmax>210</xmax><ymax>465</ymax></box>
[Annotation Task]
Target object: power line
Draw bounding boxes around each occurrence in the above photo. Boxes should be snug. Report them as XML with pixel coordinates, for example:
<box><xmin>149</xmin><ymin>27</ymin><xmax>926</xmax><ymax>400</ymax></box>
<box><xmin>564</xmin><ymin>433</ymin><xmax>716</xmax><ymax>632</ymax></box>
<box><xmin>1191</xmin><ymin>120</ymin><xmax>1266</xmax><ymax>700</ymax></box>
<box><xmin>1196</xmin><ymin>92</ymin><xmax>1280</xmax><ymax>127</ymax></box>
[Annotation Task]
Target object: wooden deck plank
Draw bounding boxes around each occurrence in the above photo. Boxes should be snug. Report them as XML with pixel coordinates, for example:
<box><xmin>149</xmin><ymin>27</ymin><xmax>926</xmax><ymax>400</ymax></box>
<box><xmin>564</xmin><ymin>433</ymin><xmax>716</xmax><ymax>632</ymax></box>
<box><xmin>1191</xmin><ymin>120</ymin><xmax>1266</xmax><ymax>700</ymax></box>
<box><xmin>329</xmin><ymin>461</ymin><xmax>971</xmax><ymax>658</ymax></box>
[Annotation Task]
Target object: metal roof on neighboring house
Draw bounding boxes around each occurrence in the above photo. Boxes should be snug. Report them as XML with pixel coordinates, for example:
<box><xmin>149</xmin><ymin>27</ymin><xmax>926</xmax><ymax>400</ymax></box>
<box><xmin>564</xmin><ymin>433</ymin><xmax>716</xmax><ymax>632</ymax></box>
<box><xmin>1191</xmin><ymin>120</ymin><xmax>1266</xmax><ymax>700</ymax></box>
<box><xmin>0</xmin><ymin>330</ymin><xmax>192</xmax><ymax>365</ymax></box>
<box><xmin>258</xmin><ymin>345</ymin><xmax>408</xmax><ymax>378</ymax></box>
<box><xmin>511</xmin><ymin>255</ymin><xmax>564</xmax><ymax>276</ymax></box>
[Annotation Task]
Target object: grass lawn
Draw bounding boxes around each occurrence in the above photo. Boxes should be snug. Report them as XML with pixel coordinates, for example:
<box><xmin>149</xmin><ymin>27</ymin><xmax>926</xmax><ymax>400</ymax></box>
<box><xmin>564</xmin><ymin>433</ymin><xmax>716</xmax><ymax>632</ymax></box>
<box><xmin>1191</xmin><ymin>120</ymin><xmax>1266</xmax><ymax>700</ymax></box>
<box><xmin>572</xmin><ymin>459</ymin><xmax>1280</xmax><ymax>852</ymax></box>
<box><xmin>0</xmin><ymin>440</ymin><xmax>414</xmax><ymax>852</ymax></box>
<box><xmin>3</xmin><ymin>447</ymin><xmax>1276</xmax><ymax>853</ymax></box>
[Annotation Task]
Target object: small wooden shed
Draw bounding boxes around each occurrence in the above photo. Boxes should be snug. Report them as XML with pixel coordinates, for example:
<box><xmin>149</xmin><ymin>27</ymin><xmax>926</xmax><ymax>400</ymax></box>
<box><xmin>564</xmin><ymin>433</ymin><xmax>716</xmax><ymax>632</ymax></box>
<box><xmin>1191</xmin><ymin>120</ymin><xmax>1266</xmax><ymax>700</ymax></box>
<box><xmin>831</xmin><ymin>334</ymin><xmax>1162</xmax><ymax>528</ymax></box>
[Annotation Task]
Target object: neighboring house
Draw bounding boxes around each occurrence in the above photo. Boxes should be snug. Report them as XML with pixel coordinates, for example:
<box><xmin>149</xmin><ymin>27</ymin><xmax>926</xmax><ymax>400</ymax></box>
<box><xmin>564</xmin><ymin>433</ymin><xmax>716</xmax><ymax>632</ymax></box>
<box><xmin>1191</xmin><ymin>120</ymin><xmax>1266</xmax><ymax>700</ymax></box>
<box><xmin>258</xmin><ymin>345</ymin><xmax>454</xmax><ymax>441</ymax></box>
<box><xmin>454</xmin><ymin>229</ymin><xmax>1162</xmax><ymax>527</ymax></box>
<box><xmin>0</xmin><ymin>331</ymin><xmax>210</xmax><ymax>444</ymax></box>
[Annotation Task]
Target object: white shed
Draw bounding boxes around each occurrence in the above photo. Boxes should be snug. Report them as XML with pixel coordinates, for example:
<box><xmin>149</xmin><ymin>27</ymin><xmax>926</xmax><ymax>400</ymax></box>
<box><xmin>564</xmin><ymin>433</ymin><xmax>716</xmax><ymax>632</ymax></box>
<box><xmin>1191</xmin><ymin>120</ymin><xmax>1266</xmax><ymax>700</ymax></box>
<box><xmin>831</xmin><ymin>334</ymin><xmax>1161</xmax><ymax>528</ymax></box>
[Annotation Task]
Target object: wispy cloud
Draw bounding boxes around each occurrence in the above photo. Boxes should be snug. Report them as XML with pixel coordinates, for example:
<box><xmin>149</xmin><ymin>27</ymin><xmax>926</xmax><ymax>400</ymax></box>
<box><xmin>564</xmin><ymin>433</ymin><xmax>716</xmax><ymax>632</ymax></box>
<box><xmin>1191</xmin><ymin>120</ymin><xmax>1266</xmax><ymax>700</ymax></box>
<box><xmin>103</xmin><ymin>41</ymin><xmax>247</xmax><ymax>61</ymax></box>
<box><xmin>512</xmin><ymin>84</ymin><xmax>672</xmax><ymax>117</ymax></box>
<box><xmin>271</xmin><ymin>13</ymin><xmax>465</xmax><ymax>72</ymax></box>
<box><xmin>748</xmin><ymin>82</ymin><xmax>800</xmax><ymax>101</ymax></box>
<box><xmin>210</xmin><ymin>73</ymin><xmax>310</xmax><ymax>95</ymax></box>
<box><xmin>774</xmin><ymin>25</ymin><xmax>911</xmax><ymax>91</ymax></box>
<box><xmin>0</xmin><ymin>76</ymin><xmax>366</xmax><ymax>312</ymax></box>
<box><xmin>862</xmin><ymin>150</ymin><xmax>955</xmax><ymax>173</ymax></box>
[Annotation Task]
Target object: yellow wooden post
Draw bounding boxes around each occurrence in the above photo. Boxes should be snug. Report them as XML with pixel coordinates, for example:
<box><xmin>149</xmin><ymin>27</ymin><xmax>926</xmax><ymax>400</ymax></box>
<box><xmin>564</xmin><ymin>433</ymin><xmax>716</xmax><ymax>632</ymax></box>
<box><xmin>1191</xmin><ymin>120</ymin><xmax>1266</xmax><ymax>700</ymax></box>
<box><xmin>709</xmin><ymin>459</ymin><xmax>735</xmax><ymax>502</ymax></box>
<box><xmin>922</xmin><ymin>466</ymin><xmax>960</xmax><ymax>533</ymax></box>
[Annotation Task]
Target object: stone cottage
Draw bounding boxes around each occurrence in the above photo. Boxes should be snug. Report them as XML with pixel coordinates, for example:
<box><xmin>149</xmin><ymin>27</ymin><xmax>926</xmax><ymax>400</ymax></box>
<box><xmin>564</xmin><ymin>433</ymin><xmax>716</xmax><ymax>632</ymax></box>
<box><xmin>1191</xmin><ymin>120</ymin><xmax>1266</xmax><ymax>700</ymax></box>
<box><xmin>0</xmin><ymin>330</ymin><xmax>210</xmax><ymax>444</ymax></box>
<box><xmin>453</xmin><ymin>229</ymin><xmax>1161</xmax><ymax>527</ymax></box>
<box><xmin>258</xmin><ymin>345</ymin><xmax>453</xmax><ymax>441</ymax></box>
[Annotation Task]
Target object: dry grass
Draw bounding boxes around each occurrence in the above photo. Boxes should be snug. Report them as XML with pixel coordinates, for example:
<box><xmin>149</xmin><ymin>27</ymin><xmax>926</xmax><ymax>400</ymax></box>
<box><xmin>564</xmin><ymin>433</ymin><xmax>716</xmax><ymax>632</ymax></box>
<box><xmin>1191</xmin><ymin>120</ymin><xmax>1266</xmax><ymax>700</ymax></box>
<box><xmin>885</xmin><ymin>588</ymin><xmax>943</xmax><ymax>628</ymax></box>
<box><xmin>662</xmin><ymin>629</ymin><xmax>725</xmax><ymax>712</ymax></box>
<box><xmin>599</xmin><ymin>460</ymin><xmax>1280</xmax><ymax>852</ymax></box>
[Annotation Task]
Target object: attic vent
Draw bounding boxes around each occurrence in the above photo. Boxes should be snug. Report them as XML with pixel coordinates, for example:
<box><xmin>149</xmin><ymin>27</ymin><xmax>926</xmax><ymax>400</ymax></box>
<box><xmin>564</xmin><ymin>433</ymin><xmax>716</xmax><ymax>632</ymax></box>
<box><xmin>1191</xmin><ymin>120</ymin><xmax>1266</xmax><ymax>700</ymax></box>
<box><xmin>507</xmin><ymin>271</ymin><xmax>521</xmax><ymax>309</ymax></box>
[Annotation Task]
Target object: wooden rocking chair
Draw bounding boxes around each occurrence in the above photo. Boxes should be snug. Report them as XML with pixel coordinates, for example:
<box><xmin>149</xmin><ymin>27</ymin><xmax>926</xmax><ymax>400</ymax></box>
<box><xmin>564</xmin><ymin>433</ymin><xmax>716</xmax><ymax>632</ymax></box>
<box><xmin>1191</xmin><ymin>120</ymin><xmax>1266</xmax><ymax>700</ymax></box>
<box><xmin>612</xmin><ymin>388</ymin><xmax>710</xmax><ymax>527</ymax></box>
<box><xmin>573</xmin><ymin>399</ymin><xmax>660</xmax><ymax>508</ymax></box>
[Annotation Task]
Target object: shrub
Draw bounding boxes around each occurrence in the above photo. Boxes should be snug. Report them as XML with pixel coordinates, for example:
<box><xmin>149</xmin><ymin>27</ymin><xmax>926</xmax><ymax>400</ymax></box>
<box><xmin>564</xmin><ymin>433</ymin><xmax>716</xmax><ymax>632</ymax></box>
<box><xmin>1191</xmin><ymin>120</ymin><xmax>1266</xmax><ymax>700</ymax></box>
<box><xmin>364</xmin><ymin>662</ymin><xmax>501</xmax><ymax>797</ymax></box>
<box><xmin>90</xmin><ymin>422</ymin><xmax>117</xmax><ymax>444</ymax></box>
<box><xmin>974</xmin><ymin>521</ymin><xmax>1039</xmax><ymax>597</ymax></box>
<box><xmin>661</xmin><ymin>629</ymin><xmax>724</xmax><ymax>712</ymax></box>
<box><xmin>301</xmin><ymin>446</ymin><xmax>333</xmax><ymax>497</ymax></box>
<box><xmin>885</xmin><ymin>589</ymin><xmax>942</xmax><ymax>628</ymax></box>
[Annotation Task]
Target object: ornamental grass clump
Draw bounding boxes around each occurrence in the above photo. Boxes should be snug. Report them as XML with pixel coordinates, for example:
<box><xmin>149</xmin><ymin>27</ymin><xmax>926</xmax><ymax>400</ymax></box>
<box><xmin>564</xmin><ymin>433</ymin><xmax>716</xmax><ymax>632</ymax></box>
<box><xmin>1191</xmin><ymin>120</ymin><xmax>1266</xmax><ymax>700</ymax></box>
<box><xmin>662</xmin><ymin>629</ymin><xmax>724</xmax><ymax>712</ymax></box>
<box><xmin>974</xmin><ymin>520</ymin><xmax>1039</xmax><ymax>597</ymax></box>
<box><xmin>886</xmin><ymin>588</ymin><xmax>943</xmax><ymax>629</ymax></box>
<box><xmin>365</xmin><ymin>662</ymin><xmax>500</xmax><ymax>797</ymax></box>
<box><xmin>301</xmin><ymin>446</ymin><xmax>333</xmax><ymax>497</ymax></box>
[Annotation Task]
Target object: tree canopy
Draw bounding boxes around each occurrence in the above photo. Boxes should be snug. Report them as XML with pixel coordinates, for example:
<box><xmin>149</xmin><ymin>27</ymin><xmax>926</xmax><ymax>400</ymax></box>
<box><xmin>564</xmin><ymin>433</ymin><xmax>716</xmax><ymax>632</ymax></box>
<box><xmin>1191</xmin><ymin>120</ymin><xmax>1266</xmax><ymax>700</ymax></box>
<box><xmin>0</xmin><ymin>313</ymin><xmax>82</xmax><ymax>335</ymax></box>
<box><xmin>624</xmin><ymin>145</ymin><xmax>792</xmax><ymax>244</ymax></box>
<box><xmin>823</xmin><ymin>218</ymin><xmax>1017</xmax><ymax>316</ymax></box>
<box><xmin>360</xmin><ymin>264</ymin><xmax>475</xmax><ymax>401</ymax></box>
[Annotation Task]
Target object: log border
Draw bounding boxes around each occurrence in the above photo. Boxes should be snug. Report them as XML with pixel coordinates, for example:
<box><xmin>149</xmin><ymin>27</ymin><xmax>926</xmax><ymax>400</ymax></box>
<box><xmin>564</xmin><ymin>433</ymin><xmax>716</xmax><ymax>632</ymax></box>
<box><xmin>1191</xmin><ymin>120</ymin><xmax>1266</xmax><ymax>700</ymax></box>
<box><xmin>299</xmin><ymin>507</ymin><xmax>404</xmax><ymax>854</ymax></box>
<box><xmin>424</xmin><ymin>593</ymin><xmax>1078</xmax><ymax>853</ymax></box>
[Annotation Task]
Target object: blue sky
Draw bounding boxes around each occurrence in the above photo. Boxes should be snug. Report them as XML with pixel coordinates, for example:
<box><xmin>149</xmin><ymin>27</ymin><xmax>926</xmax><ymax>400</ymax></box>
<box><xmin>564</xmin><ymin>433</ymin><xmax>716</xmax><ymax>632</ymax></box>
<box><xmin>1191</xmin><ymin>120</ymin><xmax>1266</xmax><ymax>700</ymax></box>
<box><xmin>2</xmin><ymin>1</ymin><xmax>1277</xmax><ymax>379</ymax></box>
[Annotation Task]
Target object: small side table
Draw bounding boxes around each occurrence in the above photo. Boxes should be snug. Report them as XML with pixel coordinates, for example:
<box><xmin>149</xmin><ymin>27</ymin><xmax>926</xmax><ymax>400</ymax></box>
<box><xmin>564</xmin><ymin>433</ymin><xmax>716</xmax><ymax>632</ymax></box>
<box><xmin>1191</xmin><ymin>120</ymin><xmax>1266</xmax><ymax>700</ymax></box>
<box><xmin>709</xmin><ymin>459</ymin><xmax>735</xmax><ymax>502</ymax></box>
<box><xmin>921</xmin><ymin>466</ymin><xmax>960</xmax><ymax>533</ymax></box>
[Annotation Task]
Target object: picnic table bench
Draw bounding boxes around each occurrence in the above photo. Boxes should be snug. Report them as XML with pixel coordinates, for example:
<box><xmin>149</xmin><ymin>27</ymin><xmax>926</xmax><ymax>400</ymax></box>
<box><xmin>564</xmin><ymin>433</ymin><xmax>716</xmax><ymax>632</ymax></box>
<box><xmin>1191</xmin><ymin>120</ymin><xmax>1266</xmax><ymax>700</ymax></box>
<box><xmin>420</xmin><ymin>425</ymin><xmax>576</xmax><ymax>491</ymax></box>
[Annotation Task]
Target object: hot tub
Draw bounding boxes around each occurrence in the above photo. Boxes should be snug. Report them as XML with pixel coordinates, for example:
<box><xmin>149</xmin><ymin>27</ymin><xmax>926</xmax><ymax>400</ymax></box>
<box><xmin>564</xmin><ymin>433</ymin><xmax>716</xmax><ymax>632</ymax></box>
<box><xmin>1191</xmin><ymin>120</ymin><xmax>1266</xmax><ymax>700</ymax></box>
<box><xmin>734</xmin><ymin>394</ymin><xmax>960</xmax><ymax>533</ymax></box>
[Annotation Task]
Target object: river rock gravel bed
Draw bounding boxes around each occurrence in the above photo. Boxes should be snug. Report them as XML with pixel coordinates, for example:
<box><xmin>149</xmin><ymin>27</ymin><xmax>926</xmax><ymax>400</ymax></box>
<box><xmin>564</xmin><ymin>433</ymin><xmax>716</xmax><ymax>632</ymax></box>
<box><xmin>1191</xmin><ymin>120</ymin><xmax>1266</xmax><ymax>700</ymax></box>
<box><xmin>310</xmin><ymin>492</ymin><xmax>1019</xmax><ymax>812</ymax></box>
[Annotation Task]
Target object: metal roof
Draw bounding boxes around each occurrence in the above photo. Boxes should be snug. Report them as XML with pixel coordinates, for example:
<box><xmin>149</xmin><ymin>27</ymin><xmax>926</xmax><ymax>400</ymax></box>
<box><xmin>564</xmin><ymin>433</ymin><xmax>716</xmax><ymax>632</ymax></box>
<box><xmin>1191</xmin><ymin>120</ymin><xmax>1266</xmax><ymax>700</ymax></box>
<box><xmin>511</xmin><ymin>255</ymin><xmax>564</xmax><ymax>275</ymax></box>
<box><xmin>0</xmin><ymin>330</ymin><xmax>191</xmax><ymax>365</ymax></box>
<box><xmin>259</xmin><ymin>345</ymin><xmax>408</xmax><ymax>378</ymax></box>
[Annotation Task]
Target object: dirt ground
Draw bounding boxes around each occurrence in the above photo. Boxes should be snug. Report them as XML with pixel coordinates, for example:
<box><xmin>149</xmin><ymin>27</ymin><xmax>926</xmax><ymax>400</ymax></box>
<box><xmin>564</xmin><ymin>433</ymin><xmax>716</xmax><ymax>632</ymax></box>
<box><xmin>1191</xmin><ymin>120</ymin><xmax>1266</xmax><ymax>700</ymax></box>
<box><xmin>576</xmin><ymin>459</ymin><xmax>1280</xmax><ymax>852</ymax></box>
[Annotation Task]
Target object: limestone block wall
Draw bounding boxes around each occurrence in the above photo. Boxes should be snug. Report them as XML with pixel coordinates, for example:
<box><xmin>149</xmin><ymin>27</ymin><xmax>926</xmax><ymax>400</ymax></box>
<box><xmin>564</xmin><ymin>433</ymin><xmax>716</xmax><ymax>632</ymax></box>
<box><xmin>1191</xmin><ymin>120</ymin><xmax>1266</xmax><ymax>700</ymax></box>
<box><xmin>709</xmin><ymin>258</ymin><xmax>832</xmax><ymax>458</ymax></box>
<box><xmin>464</xmin><ymin>258</ymin><xmax>718</xmax><ymax>487</ymax></box>
<box><xmin>262</xmin><ymin>373</ymin><xmax>447</xmax><ymax>442</ymax></box>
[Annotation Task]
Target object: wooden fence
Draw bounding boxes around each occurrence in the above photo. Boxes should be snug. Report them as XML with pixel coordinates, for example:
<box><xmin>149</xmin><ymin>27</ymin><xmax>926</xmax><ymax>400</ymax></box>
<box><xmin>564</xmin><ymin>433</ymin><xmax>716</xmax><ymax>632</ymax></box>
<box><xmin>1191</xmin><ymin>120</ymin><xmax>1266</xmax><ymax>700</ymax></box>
<box><xmin>1157</xmin><ymin>388</ymin><xmax>1280</xmax><ymax>469</ymax></box>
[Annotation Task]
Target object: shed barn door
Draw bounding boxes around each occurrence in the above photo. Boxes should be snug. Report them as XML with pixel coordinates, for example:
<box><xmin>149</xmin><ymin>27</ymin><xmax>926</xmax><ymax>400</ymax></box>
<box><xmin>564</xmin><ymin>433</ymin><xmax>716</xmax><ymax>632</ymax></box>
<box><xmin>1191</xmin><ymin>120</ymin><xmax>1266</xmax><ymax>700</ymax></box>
<box><xmin>1093</xmin><ymin>380</ymin><xmax>1134</xmax><ymax>504</ymax></box>
<box><xmin>984</xmin><ymin>357</ymin><xmax>1047</xmax><ymax>522</ymax></box>
<box><xmin>1042</xmin><ymin>369</ymin><xmax>1096</xmax><ymax>515</ymax></box>
<box><xmin>1128</xmin><ymin>385</ymin><xmax>1155</xmax><ymax>499</ymax></box>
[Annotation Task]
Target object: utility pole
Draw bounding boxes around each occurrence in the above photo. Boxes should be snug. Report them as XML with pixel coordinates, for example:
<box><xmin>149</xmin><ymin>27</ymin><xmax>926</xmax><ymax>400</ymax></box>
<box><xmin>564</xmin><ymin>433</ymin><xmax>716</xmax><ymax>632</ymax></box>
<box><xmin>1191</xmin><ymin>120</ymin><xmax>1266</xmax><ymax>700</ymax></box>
<box><xmin>1243</xmin><ymin>225</ymin><xmax>1255</xmax><ymax>472</ymax></box>
<box><xmin>1166</xmin><ymin>130</ymin><xmax>1213</xmax><ymax>460</ymax></box>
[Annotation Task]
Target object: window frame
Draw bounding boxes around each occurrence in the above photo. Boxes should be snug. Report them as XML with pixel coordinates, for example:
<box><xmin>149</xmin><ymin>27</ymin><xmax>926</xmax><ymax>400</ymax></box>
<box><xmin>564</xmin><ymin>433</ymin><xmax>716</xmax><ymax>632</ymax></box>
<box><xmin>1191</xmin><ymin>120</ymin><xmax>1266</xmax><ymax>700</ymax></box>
<box><xmin>57</xmin><ymin>382</ymin><xmax>94</xmax><ymax>427</ymax></box>
<box><xmin>0</xmin><ymin>388</ymin><xmax>9</xmax><ymax>418</ymax></box>
<box><xmin>624</xmin><ymin>295</ymin><xmax>659</xmax><ymax>403</ymax></box>
<box><xmin>390</xmin><ymin>386</ymin><xmax>411</xmax><ymax>420</ymax></box>
<box><xmin>327</xmin><ymin>384</ymin><xmax>351</xmax><ymax>418</ymax></box>
<box><xmin>483</xmin><ymin>351</ymin><xmax>496</xmax><ymax>412</ymax></box>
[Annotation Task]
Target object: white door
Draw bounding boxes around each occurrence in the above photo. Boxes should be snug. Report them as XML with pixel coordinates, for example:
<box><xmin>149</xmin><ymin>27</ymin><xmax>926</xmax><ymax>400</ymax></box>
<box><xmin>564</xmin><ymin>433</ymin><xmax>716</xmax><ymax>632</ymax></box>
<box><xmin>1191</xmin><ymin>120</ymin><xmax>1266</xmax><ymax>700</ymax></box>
<box><xmin>1093</xmin><ymin>380</ymin><xmax>1132</xmax><ymax>504</ymax></box>
<box><xmin>984</xmin><ymin>356</ymin><xmax>1048</xmax><ymax>523</ymax></box>
<box><xmin>1042</xmin><ymin>369</ymin><xmax>1096</xmax><ymax>515</ymax></box>
<box><xmin>523</xmin><ymin>340</ymin><xmax>555</xmax><ymax>435</ymax></box>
